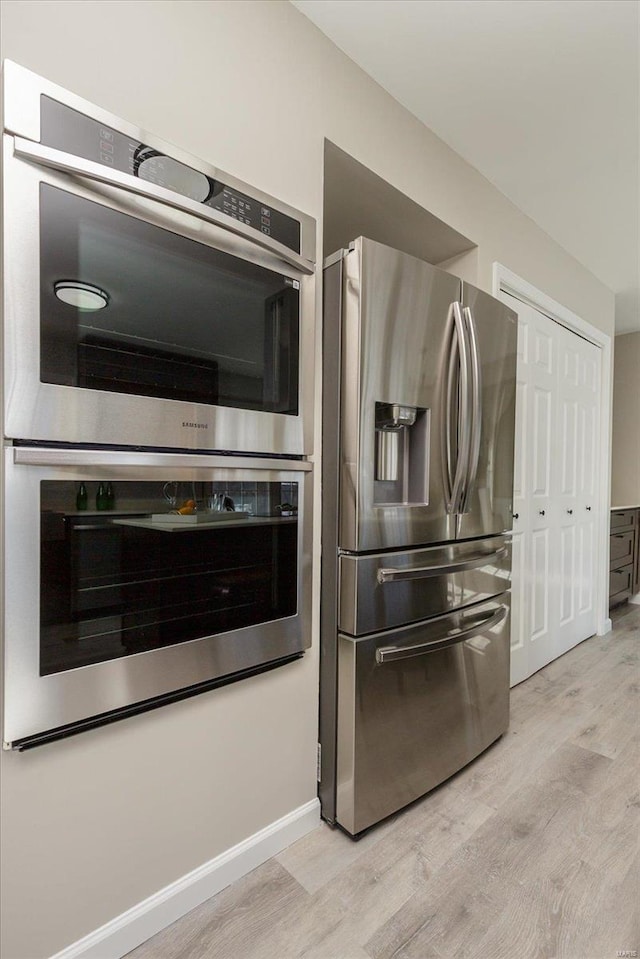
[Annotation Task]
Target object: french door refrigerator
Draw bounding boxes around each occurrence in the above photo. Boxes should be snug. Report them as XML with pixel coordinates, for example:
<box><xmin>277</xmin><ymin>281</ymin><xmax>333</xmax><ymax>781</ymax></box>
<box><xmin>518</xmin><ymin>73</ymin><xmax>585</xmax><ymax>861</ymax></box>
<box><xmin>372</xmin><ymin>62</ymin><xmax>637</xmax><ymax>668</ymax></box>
<box><xmin>320</xmin><ymin>237</ymin><xmax>517</xmax><ymax>836</ymax></box>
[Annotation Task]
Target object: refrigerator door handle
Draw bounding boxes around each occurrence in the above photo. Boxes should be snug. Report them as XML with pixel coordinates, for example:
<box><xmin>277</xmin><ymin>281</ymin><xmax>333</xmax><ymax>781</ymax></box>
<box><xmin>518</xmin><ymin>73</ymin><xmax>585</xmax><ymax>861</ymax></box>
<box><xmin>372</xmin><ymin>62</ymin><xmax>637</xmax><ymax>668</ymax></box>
<box><xmin>376</xmin><ymin>545</ymin><xmax>508</xmax><ymax>583</ymax></box>
<box><xmin>444</xmin><ymin>301</ymin><xmax>471</xmax><ymax>514</ymax></box>
<box><xmin>375</xmin><ymin>604</ymin><xmax>508</xmax><ymax>664</ymax></box>
<box><xmin>444</xmin><ymin>321</ymin><xmax>458</xmax><ymax>505</ymax></box>
<box><xmin>460</xmin><ymin>305</ymin><xmax>482</xmax><ymax>514</ymax></box>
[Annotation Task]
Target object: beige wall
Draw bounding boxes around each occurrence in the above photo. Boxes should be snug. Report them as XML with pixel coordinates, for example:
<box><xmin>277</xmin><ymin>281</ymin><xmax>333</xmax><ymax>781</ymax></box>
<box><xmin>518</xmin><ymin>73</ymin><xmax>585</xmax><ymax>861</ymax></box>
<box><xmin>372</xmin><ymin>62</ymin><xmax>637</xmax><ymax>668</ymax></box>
<box><xmin>611</xmin><ymin>332</ymin><xmax>640</xmax><ymax>506</ymax></box>
<box><xmin>0</xmin><ymin>2</ymin><xmax>616</xmax><ymax>957</ymax></box>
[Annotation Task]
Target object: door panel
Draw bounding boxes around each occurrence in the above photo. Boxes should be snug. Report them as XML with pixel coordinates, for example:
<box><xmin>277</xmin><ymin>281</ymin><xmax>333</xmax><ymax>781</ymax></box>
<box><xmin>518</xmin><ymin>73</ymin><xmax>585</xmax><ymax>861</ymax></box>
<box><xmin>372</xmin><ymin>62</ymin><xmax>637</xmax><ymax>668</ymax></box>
<box><xmin>501</xmin><ymin>292</ymin><xmax>601</xmax><ymax>684</ymax></box>
<box><xmin>556</xmin><ymin>326</ymin><xmax>599</xmax><ymax>652</ymax></box>
<box><xmin>525</xmin><ymin>302</ymin><xmax>556</xmax><ymax>677</ymax></box>
<box><xmin>457</xmin><ymin>284</ymin><xmax>517</xmax><ymax>541</ymax></box>
<box><xmin>530</xmin><ymin>528</ymin><xmax>550</xmax><ymax>638</ymax></box>
<box><xmin>560</xmin><ymin>400</ymin><xmax>578</xmax><ymax>497</ymax></box>
<box><xmin>532</xmin><ymin>387</ymin><xmax>553</xmax><ymax>497</ymax></box>
<box><xmin>529</xmin><ymin>522</ymin><xmax>554</xmax><ymax>674</ymax></box>
<box><xmin>559</xmin><ymin>524</ymin><xmax>576</xmax><ymax>627</ymax></box>
<box><xmin>3</xmin><ymin>448</ymin><xmax>312</xmax><ymax>746</ymax></box>
<box><xmin>3</xmin><ymin>139</ymin><xmax>311</xmax><ymax>457</ymax></box>
<box><xmin>339</xmin><ymin>237</ymin><xmax>462</xmax><ymax>551</ymax></box>
<box><xmin>578</xmin><ymin>521</ymin><xmax>595</xmax><ymax>616</ymax></box>
<box><xmin>534</xmin><ymin>323</ymin><xmax>554</xmax><ymax>373</ymax></box>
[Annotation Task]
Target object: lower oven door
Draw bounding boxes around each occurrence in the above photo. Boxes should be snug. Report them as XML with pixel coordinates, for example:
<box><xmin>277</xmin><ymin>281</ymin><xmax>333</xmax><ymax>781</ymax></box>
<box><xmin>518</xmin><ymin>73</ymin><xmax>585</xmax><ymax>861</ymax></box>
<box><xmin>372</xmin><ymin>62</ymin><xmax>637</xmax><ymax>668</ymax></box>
<box><xmin>336</xmin><ymin>597</ymin><xmax>510</xmax><ymax>836</ymax></box>
<box><xmin>3</xmin><ymin>446</ymin><xmax>311</xmax><ymax>748</ymax></box>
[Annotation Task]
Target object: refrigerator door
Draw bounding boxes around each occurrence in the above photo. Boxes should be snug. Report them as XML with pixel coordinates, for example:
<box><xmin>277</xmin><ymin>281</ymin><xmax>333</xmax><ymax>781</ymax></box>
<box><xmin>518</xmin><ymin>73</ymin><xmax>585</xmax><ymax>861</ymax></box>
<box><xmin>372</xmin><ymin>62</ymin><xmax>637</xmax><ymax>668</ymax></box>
<box><xmin>339</xmin><ymin>237</ymin><xmax>463</xmax><ymax>552</ymax></box>
<box><xmin>335</xmin><ymin>596</ymin><xmax>510</xmax><ymax>836</ymax></box>
<box><xmin>457</xmin><ymin>283</ymin><xmax>518</xmax><ymax>540</ymax></box>
<box><xmin>339</xmin><ymin>535</ymin><xmax>511</xmax><ymax>635</ymax></box>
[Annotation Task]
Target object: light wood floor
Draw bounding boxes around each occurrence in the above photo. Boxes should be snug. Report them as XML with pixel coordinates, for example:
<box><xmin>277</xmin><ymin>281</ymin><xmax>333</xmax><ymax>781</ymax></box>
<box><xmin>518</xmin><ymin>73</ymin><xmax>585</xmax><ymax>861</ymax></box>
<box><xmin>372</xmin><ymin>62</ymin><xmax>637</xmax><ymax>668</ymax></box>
<box><xmin>128</xmin><ymin>604</ymin><xmax>640</xmax><ymax>959</ymax></box>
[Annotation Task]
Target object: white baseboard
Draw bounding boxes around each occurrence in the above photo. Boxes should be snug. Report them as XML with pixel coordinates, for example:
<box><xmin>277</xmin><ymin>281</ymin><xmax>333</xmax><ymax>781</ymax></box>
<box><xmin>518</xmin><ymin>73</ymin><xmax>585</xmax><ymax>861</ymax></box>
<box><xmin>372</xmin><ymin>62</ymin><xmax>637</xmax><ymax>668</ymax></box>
<box><xmin>49</xmin><ymin>798</ymin><xmax>321</xmax><ymax>959</ymax></box>
<box><xmin>597</xmin><ymin>617</ymin><xmax>613</xmax><ymax>636</ymax></box>
<box><xmin>629</xmin><ymin>592</ymin><xmax>640</xmax><ymax>606</ymax></box>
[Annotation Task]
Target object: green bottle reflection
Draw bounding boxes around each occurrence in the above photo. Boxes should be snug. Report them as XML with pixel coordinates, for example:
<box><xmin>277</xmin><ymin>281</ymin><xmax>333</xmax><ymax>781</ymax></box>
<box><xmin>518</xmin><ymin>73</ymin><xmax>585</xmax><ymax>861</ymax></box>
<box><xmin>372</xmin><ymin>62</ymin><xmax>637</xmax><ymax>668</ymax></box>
<box><xmin>76</xmin><ymin>482</ymin><xmax>88</xmax><ymax>511</ymax></box>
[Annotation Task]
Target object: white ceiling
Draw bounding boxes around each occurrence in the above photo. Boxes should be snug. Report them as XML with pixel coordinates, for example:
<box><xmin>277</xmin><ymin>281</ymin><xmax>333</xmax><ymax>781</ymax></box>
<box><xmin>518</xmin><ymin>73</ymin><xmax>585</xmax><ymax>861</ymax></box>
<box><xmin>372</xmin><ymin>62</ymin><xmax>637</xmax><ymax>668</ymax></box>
<box><xmin>292</xmin><ymin>0</ymin><xmax>639</xmax><ymax>334</ymax></box>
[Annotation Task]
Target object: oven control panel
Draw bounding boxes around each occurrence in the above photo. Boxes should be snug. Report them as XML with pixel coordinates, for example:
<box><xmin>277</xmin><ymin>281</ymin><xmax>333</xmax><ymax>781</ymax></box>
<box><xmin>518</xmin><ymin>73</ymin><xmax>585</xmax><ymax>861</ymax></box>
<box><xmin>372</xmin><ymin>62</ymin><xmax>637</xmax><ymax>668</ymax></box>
<box><xmin>39</xmin><ymin>96</ymin><xmax>301</xmax><ymax>254</ymax></box>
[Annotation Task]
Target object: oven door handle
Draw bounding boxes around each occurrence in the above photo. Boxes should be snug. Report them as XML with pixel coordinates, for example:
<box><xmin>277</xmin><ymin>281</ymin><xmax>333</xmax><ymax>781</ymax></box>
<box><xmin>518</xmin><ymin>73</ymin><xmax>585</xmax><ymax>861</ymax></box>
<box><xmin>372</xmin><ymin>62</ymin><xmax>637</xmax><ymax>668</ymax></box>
<box><xmin>12</xmin><ymin>447</ymin><xmax>312</xmax><ymax>472</ymax></box>
<box><xmin>375</xmin><ymin>604</ymin><xmax>508</xmax><ymax>664</ymax></box>
<box><xmin>376</xmin><ymin>545</ymin><xmax>508</xmax><ymax>583</ymax></box>
<box><xmin>12</xmin><ymin>136</ymin><xmax>314</xmax><ymax>275</ymax></box>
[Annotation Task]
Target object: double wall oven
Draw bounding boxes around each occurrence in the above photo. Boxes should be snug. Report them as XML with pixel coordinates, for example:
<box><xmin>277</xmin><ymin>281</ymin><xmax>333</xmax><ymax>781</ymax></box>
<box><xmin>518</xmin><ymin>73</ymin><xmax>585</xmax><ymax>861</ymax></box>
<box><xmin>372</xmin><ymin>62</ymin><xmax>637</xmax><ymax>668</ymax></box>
<box><xmin>1</xmin><ymin>62</ymin><xmax>315</xmax><ymax>749</ymax></box>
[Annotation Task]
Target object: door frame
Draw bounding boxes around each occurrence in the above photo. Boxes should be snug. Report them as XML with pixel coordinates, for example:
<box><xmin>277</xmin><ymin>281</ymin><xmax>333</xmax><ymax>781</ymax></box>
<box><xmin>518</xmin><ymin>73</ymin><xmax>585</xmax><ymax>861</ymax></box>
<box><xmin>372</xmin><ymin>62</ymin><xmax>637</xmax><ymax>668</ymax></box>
<box><xmin>492</xmin><ymin>262</ymin><xmax>612</xmax><ymax>638</ymax></box>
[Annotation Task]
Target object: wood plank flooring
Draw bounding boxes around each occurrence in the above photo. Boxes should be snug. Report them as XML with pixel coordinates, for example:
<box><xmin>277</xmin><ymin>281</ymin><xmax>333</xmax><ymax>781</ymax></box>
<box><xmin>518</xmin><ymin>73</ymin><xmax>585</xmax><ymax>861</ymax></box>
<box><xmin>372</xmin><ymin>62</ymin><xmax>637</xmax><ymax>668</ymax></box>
<box><xmin>127</xmin><ymin>604</ymin><xmax>640</xmax><ymax>959</ymax></box>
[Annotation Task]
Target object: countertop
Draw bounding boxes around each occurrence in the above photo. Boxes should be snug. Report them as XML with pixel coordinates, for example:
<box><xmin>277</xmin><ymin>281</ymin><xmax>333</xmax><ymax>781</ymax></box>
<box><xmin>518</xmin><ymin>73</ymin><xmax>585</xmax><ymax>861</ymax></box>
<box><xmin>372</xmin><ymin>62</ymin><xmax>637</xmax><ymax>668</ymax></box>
<box><xmin>611</xmin><ymin>505</ymin><xmax>640</xmax><ymax>511</ymax></box>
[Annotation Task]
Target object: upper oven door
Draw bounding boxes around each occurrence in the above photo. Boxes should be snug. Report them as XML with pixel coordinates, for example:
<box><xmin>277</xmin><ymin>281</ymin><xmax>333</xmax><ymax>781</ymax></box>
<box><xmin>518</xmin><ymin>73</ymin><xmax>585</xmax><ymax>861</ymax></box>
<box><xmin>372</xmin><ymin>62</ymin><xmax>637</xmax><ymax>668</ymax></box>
<box><xmin>2</xmin><ymin>133</ymin><xmax>314</xmax><ymax>454</ymax></box>
<box><xmin>3</xmin><ymin>446</ymin><xmax>312</xmax><ymax>748</ymax></box>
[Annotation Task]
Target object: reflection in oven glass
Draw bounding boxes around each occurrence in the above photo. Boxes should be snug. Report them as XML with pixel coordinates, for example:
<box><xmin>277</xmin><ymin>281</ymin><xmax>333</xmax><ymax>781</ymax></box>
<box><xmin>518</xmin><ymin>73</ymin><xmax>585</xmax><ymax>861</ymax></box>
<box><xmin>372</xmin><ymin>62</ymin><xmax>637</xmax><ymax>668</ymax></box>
<box><xmin>40</xmin><ymin>480</ymin><xmax>298</xmax><ymax>676</ymax></box>
<box><xmin>39</xmin><ymin>185</ymin><xmax>300</xmax><ymax>415</ymax></box>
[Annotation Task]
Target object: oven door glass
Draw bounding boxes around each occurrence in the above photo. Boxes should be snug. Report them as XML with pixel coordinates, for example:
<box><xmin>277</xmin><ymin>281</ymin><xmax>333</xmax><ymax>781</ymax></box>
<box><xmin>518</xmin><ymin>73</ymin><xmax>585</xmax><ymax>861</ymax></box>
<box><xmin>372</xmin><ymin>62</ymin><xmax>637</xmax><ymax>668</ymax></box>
<box><xmin>40</xmin><ymin>478</ymin><xmax>298</xmax><ymax>676</ymax></box>
<box><xmin>39</xmin><ymin>183</ymin><xmax>299</xmax><ymax>413</ymax></box>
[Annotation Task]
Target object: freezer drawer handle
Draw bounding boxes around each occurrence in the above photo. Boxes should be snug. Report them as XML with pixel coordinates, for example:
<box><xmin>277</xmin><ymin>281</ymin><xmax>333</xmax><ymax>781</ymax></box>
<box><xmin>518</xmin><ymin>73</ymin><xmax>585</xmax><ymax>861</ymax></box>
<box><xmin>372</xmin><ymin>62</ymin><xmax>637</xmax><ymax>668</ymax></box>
<box><xmin>375</xmin><ymin>604</ymin><xmax>508</xmax><ymax>664</ymax></box>
<box><xmin>376</xmin><ymin>546</ymin><xmax>507</xmax><ymax>584</ymax></box>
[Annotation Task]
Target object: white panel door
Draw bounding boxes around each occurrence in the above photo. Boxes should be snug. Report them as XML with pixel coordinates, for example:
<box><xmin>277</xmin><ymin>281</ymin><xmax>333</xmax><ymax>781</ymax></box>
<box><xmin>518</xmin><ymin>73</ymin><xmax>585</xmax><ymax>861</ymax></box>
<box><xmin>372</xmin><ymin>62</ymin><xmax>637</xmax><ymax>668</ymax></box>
<box><xmin>515</xmin><ymin>299</ymin><xmax>558</xmax><ymax>681</ymax></box>
<box><xmin>501</xmin><ymin>293</ymin><xmax>601</xmax><ymax>686</ymax></box>
<box><xmin>509</xmin><ymin>312</ymin><xmax>529</xmax><ymax>683</ymax></box>
<box><xmin>556</xmin><ymin>327</ymin><xmax>580</xmax><ymax>653</ymax></box>
<box><xmin>568</xmin><ymin>329</ymin><xmax>600</xmax><ymax>649</ymax></box>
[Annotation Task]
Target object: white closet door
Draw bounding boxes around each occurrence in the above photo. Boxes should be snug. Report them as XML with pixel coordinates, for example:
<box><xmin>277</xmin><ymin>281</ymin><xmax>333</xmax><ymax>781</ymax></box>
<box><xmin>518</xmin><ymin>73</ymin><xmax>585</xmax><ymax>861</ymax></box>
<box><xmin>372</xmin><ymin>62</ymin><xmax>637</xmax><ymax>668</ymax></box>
<box><xmin>560</xmin><ymin>327</ymin><xmax>600</xmax><ymax>652</ymax></box>
<box><xmin>501</xmin><ymin>293</ymin><xmax>601</xmax><ymax>686</ymax></box>
<box><xmin>509</xmin><ymin>309</ymin><xmax>529</xmax><ymax>684</ymax></box>
<box><xmin>509</xmin><ymin>297</ymin><xmax>558</xmax><ymax>683</ymax></box>
<box><xmin>556</xmin><ymin>325</ymin><xmax>581</xmax><ymax>654</ymax></box>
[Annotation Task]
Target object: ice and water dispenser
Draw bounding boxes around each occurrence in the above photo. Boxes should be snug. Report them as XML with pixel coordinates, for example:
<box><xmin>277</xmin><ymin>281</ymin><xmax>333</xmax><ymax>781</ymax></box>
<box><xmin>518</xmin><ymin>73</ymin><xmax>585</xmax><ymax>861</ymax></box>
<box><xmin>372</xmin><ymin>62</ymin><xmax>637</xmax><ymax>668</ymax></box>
<box><xmin>374</xmin><ymin>401</ymin><xmax>429</xmax><ymax>506</ymax></box>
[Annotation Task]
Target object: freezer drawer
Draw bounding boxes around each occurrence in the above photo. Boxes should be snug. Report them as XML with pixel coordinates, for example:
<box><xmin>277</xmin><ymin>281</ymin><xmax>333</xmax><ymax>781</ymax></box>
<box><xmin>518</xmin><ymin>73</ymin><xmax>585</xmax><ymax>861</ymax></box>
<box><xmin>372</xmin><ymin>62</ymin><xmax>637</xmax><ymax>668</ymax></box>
<box><xmin>336</xmin><ymin>597</ymin><xmax>510</xmax><ymax>836</ymax></box>
<box><xmin>339</xmin><ymin>535</ymin><xmax>511</xmax><ymax>635</ymax></box>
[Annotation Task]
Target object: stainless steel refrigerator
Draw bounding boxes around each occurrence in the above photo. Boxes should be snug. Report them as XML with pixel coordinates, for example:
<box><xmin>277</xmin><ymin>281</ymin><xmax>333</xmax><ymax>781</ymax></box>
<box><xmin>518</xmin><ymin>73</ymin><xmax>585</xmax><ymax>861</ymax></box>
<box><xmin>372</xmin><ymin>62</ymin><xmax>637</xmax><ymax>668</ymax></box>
<box><xmin>320</xmin><ymin>237</ymin><xmax>518</xmax><ymax>836</ymax></box>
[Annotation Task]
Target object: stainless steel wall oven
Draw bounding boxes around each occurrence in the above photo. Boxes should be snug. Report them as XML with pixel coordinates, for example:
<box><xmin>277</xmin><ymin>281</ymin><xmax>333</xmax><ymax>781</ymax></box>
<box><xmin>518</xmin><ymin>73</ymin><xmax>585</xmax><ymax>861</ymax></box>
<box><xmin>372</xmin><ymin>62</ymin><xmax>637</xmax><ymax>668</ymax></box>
<box><xmin>1</xmin><ymin>63</ymin><xmax>315</xmax><ymax>749</ymax></box>
<box><xmin>4</xmin><ymin>448</ymin><xmax>311</xmax><ymax>748</ymax></box>
<box><xmin>2</xmin><ymin>61</ymin><xmax>315</xmax><ymax>455</ymax></box>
